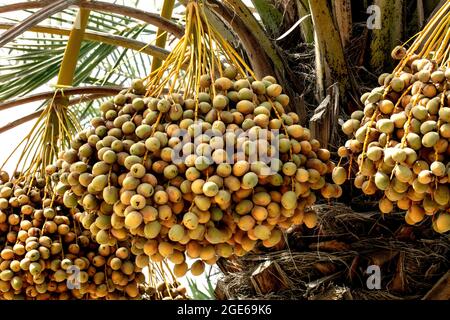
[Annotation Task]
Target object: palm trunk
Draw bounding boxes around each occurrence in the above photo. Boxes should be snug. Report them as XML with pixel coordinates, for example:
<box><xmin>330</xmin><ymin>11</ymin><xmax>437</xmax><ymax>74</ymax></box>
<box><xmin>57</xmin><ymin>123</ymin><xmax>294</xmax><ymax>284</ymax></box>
<box><xmin>332</xmin><ymin>0</ymin><xmax>352</xmax><ymax>49</ymax></box>
<box><xmin>369</xmin><ymin>0</ymin><xmax>403</xmax><ymax>71</ymax></box>
<box><xmin>309</xmin><ymin>0</ymin><xmax>353</xmax><ymax>106</ymax></box>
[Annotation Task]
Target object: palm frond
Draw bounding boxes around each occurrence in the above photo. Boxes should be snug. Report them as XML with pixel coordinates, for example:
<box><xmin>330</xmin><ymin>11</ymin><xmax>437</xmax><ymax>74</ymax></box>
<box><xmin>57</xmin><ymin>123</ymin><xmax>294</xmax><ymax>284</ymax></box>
<box><xmin>0</xmin><ymin>8</ymin><xmax>163</xmax><ymax>122</ymax></box>
<box><xmin>0</xmin><ymin>0</ymin><xmax>75</xmax><ymax>48</ymax></box>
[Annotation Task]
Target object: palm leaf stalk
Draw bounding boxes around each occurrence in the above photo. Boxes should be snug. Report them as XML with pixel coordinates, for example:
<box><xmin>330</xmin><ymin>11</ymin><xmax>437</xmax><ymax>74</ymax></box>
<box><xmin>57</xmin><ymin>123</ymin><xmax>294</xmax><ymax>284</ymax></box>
<box><xmin>151</xmin><ymin>0</ymin><xmax>176</xmax><ymax>72</ymax></box>
<box><xmin>57</xmin><ymin>8</ymin><xmax>90</xmax><ymax>86</ymax></box>
<box><xmin>0</xmin><ymin>0</ymin><xmax>184</xmax><ymax>38</ymax></box>
<box><xmin>0</xmin><ymin>86</ymin><xmax>123</xmax><ymax>135</ymax></box>
<box><xmin>0</xmin><ymin>0</ymin><xmax>76</xmax><ymax>48</ymax></box>
<box><xmin>0</xmin><ymin>86</ymin><xmax>122</xmax><ymax>112</ymax></box>
<box><xmin>0</xmin><ymin>23</ymin><xmax>170</xmax><ymax>59</ymax></box>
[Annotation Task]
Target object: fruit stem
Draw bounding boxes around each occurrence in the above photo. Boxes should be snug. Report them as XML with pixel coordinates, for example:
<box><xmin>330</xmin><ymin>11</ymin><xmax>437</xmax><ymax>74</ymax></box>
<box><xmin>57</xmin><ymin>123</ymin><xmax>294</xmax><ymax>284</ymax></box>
<box><xmin>359</xmin><ymin>108</ymin><xmax>379</xmax><ymax>173</ymax></box>
<box><xmin>434</xmin><ymin>82</ymin><xmax>448</xmax><ymax>161</ymax></box>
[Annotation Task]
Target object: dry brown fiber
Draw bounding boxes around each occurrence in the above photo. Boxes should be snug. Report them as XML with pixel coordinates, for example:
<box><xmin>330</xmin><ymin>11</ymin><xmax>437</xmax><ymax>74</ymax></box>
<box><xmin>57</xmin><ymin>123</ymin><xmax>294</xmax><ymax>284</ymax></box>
<box><xmin>216</xmin><ymin>203</ymin><xmax>450</xmax><ymax>300</ymax></box>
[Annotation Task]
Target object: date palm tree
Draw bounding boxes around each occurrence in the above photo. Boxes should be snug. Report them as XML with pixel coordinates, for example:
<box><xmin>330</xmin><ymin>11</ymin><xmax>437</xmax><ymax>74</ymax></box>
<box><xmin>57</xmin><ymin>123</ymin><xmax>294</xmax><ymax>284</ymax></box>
<box><xmin>0</xmin><ymin>0</ymin><xmax>446</xmax><ymax>300</ymax></box>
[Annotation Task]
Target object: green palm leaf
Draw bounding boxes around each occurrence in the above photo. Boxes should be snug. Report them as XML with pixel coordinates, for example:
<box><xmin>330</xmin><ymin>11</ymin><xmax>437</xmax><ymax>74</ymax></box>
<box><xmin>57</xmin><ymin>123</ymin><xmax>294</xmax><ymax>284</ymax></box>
<box><xmin>0</xmin><ymin>5</ymin><xmax>166</xmax><ymax>123</ymax></box>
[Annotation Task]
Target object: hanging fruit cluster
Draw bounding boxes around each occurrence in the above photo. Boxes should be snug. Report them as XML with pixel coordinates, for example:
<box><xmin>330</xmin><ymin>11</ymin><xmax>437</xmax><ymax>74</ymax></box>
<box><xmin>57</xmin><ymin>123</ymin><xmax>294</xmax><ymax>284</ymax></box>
<box><xmin>55</xmin><ymin>76</ymin><xmax>339</xmax><ymax>278</ymax></box>
<box><xmin>334</xmin><ymin>3</ymin><xmax>450</xmax><ymax>233</ymax></box>
<box><xmin>50</xmin><ymin>0</ymin><xmax>340</xmax><ymax>279</ymax></box>
<box><xmin>0</xmin><ymin>172</ymin><xmax>146</xmax><ymax>300</ymax></box>
<box><xmin>0</xmin><ymin>1</ymin><xmax>342</xmax><ymax>300</ymax></box>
